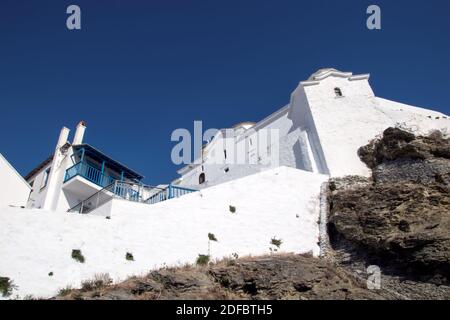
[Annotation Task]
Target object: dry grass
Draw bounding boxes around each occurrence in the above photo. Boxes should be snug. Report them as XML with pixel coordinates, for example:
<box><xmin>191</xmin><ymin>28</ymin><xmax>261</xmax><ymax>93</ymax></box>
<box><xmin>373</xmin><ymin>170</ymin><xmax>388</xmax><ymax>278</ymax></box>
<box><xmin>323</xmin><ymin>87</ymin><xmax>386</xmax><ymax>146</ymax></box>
<box><xmin>80</xmin><ymin>273</ymin><xmax>112</xmax><ymax>291</ymax></box>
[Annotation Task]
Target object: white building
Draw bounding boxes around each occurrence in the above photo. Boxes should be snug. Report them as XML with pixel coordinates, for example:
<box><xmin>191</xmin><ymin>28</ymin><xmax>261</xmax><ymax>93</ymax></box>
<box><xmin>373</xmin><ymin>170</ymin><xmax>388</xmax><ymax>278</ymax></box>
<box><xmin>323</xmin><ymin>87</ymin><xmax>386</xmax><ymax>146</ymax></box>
<box><xmin>24</xmin><ymin>121</ymin><xmax>146</xmax><ymax>212</ymax></box>
<box><xmin>174</xmin><ymin>68</ymin><xmax>450</xmax><ymax>189</ymax></box>
<box><xmin>0</xmin><ymin>153</ymin><xmax>31</xmax><ymax>208</ymax></box>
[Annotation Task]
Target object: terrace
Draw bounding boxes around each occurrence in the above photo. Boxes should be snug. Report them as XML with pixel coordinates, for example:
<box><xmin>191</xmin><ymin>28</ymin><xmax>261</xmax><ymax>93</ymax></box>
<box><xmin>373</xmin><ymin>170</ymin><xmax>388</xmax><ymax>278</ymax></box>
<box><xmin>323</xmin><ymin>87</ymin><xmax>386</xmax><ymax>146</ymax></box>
<box><xmin>62</xmin><ymin>144</ymin><xmax>144</xmax><ymax>202</ymax></box>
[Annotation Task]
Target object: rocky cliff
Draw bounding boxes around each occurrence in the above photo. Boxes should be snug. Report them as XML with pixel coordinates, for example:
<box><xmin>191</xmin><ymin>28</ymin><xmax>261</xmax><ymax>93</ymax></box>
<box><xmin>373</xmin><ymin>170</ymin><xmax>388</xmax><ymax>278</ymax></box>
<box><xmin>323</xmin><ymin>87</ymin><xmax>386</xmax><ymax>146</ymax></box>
<box><xmin>328</xmin><ymin>128</ymin><xmax>450</xmax><ymax>288</ymax></box>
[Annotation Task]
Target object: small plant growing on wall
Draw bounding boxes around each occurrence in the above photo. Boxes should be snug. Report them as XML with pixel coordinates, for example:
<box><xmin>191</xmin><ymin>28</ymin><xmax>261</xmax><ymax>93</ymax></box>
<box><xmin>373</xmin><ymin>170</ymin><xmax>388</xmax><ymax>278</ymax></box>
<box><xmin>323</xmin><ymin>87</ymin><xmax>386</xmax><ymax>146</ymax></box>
<box><xmin>0</xmin><ymin>277</ymin><xmax>15</xmax><ymax>297</ymax></box>
<box><xmin>48</xmin><ymin>272</ymin><xmax>54</xmax><ymax>277</ymax></box>
<box><xmin>126</xmin><ymin>252</ymin><xmax>134</xmax><ymax>261</ymax></box>
<box><xmin>207</xmin><ymin>233</ymin><xmax>218</xmax><ymax>256</ymax></box>
<box><xmin>71</xmin><ymin>249</ymin><xmax>85</xmax><ymax>263</ymax></box>
<box><xmin>270</xmin><ymin>237</ymin><xmax>283</xmax><ymax>253</ymax></box>
<box><xmin>208</xmin><ymin>233</ymin><xmax>218</xmax><ymax>242</ymax></box>
<box><xmin>196</xmin><ymin>254</ymin><xmax>210</xmax><ymax>266</ymax></box>
<box><xmin>229</xmin><ymin>205</ymin><xmax>236</xmax><ymax>213</ymax></box>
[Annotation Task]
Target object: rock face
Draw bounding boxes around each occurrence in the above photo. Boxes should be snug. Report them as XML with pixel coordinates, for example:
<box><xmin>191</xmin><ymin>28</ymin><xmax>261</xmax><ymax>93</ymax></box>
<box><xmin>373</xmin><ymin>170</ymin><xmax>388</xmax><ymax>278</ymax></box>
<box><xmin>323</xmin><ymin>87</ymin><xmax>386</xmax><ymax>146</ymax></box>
<box><xmin>373</xmin><ymin>159</ymin><xmax>450</xmax><ymax>185</ymax></box>
<box><xmin>358</xmin><ymin>127</ymin><xmax>450</xmax><ymax>184</ymax></box>
<box><xmin>208</xmin><ymin>255</ymin><xmax>383</xmax><ymax>300</ymax></box>
<box><xmin>329</xmin><ymin>128</ymin><xmax>450</xmax><ymax>284</ymax></box>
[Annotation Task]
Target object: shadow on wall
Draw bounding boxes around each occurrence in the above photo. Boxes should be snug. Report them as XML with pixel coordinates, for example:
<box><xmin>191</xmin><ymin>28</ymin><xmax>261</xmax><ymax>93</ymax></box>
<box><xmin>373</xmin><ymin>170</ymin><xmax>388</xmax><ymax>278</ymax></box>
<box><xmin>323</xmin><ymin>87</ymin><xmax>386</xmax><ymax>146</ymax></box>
<box><xmin>293</xmin><ymin>139</ymin><xmax>313</xmax><ymax>172</ymax></box>
<box><xmin>288</xmin><ymin>86</ymin><xmax>330</xmax><ymax>175</ymax></box>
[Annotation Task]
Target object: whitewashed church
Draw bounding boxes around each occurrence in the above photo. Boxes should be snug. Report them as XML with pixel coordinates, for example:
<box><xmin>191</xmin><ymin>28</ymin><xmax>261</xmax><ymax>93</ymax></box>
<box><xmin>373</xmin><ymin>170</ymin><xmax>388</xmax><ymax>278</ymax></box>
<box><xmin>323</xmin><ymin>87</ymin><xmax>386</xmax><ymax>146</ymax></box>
<box><xmin>173</xmin><ymin>68</ymin><xmax>450</xmax><ymax>189</ymax></box>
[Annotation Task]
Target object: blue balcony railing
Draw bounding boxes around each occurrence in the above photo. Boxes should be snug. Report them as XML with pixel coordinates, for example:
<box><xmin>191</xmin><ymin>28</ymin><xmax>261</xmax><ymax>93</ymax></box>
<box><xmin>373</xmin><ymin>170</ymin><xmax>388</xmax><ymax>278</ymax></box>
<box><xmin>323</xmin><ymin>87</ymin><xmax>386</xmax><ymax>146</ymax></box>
<box><xmin>113</xmin><ymin>182</ymin><xmax>141</xmax><ymax>202</ymax></box>
<box><xmin>68</xmin><ymin>181</ymin><xmax>198</xmax><ymax>213</ymax></box>
<box><xmin>64</xmin><ymin>161</ymin><xmax>116</xmax><ymax>188</ymax></box>
<box><xmin>144</xmin><ymin>185</ymin><xmax>196</xmax><ymax>205</ymax></box>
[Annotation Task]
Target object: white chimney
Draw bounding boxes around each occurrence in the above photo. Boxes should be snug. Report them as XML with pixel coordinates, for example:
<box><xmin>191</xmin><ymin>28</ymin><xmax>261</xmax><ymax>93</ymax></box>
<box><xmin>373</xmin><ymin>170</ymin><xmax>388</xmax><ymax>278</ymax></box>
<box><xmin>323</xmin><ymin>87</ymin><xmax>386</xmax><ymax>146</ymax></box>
<box><xmin>41</xmin><ymin>126</ymin><xmax>70</xmax><ymax>211</ymax></box>
<box><xmin>57</xmin><ymin>127</ymin><xmax>70</xmax><ymax>148</ymax></box>
<box><xmin>72</xmin><ymin>121</ymin><xmax>86</xmax><ymax>145</ymax></box>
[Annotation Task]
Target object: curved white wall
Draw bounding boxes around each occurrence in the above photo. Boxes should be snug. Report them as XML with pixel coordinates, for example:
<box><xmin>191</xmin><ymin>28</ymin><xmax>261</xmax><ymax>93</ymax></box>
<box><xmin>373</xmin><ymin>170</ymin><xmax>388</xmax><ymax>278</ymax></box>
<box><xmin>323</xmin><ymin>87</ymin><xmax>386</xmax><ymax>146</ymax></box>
<box><xmin>0</xmin><ymin>167</ymin><xmax>327</xmax><ymax>299</ymax></box>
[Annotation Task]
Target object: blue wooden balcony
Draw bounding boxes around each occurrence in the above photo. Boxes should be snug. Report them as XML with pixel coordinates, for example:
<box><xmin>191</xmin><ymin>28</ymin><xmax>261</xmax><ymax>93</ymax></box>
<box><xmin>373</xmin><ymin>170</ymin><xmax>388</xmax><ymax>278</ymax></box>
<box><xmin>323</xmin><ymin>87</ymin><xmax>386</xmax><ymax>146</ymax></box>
<box><xmin>68</xmin><ymin>181</ymin><xmax>198</xmax><ymax>213</ymax></box>
<box><xmin>64</xmin><ymin>161</ymin><xmax>116</xmax><ymax>188</ymax></box>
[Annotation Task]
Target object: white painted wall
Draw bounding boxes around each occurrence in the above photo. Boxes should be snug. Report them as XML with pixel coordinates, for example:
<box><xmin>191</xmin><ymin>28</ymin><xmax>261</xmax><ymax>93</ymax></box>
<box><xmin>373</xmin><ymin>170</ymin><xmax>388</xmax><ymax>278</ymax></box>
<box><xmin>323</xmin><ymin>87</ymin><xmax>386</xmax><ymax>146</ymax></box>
<box><xmin>0</xmin><ymin>154</ymin><xmax>31</xmax><ymax>208</ymax></box>
<box><xmin>27</xmin><ymin>163</ymin><xmax>52</xmax><ymax>209</ymax></box>
<box><xmin>0</xmin><ymin>167</ymin><xmax>327</xmax><ymax>299</ymax></box>
<box><xmin>375</xmin><ymin>97</ymin><xmax>450</xmax><ymax>135</ymax></box>
<box><xmin>176</xmin><ymin>106</ymin><xmax>311</xmax><ymax>189</ymax></box>
<box><xmin>299</xmin><ymin>76</ymin><xmax>392</xmax><ymax>177</ymax></box>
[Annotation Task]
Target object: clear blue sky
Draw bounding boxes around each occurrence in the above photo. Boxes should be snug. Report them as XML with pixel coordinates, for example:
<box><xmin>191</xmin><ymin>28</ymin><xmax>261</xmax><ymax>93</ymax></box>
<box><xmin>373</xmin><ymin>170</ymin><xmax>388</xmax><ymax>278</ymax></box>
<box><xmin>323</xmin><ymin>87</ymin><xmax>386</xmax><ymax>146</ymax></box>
<box><xmin>1</xmin><ymin>0</ymin><xmax>449</xmax><ymax>184</ymax></box>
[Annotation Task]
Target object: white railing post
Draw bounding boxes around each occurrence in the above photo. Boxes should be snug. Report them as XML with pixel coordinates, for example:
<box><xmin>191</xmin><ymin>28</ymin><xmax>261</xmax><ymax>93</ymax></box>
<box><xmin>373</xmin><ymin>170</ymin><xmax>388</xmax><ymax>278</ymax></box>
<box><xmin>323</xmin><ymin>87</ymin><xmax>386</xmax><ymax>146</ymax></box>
<box><xmin>96</xmin><ymin>191</ymin><xmax>100</xmax><ymax>209</ymax></box>
<box><xmin>139</xmin><ymin>184</ymin><xmax>143</xmax><ymax>202</ymax></box>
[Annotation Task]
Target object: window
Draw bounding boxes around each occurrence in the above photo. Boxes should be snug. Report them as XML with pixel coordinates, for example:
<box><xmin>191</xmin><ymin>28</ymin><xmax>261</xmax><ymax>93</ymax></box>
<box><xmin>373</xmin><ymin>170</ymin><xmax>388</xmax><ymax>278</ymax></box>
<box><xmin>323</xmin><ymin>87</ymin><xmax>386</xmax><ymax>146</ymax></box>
<box><xmin>334</xmin><ymin>87</ymin><xmax>343</xmax><ymax>97</ymax></box>
<box><xmin>199</xmin><ymin>173</ymin><xmax>206</xmax><ymax>184</ymax></box>
<box><xmin>41</xmin><ymin>167</ymin><xmax>51</xmax><ymax>189</ymax></box>
<box><xmin>223</xmin><ymin>150</ymin><xmax>227</xmax><ymax>159</ymax></box>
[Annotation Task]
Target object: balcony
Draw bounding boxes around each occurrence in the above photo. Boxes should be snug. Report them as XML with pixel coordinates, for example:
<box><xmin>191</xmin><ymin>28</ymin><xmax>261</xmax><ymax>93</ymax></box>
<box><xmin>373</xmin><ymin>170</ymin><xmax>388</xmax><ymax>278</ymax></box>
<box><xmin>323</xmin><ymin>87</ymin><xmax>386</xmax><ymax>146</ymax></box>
<box><xmin>64</xmin><ymin>161</ymin><xmax>116</xmax><ymax>188</ymax></box>
<box><xmin>68</xmin><ymin>181</ymin><xmax>198</xmax><ymax>213</ymax></box>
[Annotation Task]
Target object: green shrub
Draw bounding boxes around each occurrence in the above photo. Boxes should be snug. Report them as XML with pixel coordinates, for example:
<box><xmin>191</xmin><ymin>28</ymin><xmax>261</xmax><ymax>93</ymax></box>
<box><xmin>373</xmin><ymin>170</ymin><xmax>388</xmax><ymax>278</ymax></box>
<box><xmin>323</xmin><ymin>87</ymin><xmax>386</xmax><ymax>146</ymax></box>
<box><xmin>126</xmin><ymin>252</ymin><xmax>134</xmax><ymax>261</ymax></box>
<box><xmin>270</xmin><ymin>237</ymin><xmax>283</xmax><ymax>248</ymax></box>
<box><xmin>196</xmin><ymin>254</ymin><xmax>210</xmax><ymax>266</ymax></box>
<box><xmin>72</xmin><ymin>249</ymin><xmax>85</xmax><ymax>263</ymax></box>
<box><xmin>229</xmin><ymin>205</ymin><xmax>236</xmax><ymax>213</ymax></box>
<box><xmin>208</xmin><ymin>233</ymin><xmax>218</xmax><ymax>242</ymax></box>
<box><xmin>48</xmin><ymin>272</ymin><xmax>54</xmax><ymax>277</ymax></box>
<box><xmin>0</xmin><ymin>277</ymin><xmax>14</xmax><ymax>297</ymax></box>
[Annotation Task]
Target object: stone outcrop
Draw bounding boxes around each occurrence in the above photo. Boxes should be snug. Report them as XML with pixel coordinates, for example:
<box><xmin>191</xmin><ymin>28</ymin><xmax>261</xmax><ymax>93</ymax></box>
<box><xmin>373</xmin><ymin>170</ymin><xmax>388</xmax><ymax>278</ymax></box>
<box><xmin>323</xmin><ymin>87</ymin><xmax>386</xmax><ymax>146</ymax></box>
<box><xmin>329</xmin><ymin>128</ymin><xmax>450</xmax><ymax>285</ymax></box>
<box><xmin>358</xmin><ymin>127</ymin><xmax>450</xmax><ymax>184</ymax></box>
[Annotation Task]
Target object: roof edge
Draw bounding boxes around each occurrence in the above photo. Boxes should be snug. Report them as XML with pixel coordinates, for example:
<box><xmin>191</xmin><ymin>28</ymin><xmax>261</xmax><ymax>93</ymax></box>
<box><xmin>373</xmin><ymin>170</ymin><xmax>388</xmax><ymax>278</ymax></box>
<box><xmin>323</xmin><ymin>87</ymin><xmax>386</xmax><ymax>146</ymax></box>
<box><xmin>0</xmin><ymin>153</ymin><xmax>32</xmax><ymax>189</ymax></box>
